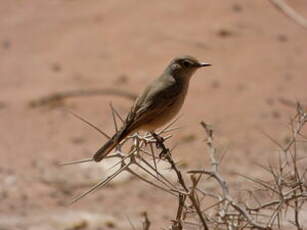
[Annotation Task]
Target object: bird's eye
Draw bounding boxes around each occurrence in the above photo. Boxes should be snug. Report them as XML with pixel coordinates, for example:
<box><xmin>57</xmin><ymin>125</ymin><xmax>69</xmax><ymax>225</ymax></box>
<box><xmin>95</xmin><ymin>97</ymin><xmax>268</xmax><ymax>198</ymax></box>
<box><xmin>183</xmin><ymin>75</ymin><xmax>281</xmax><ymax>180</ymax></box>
<box><xmin>182</xmin><ymin>60</ymin><xmax>192</xmax><ymax>68</ymax></box>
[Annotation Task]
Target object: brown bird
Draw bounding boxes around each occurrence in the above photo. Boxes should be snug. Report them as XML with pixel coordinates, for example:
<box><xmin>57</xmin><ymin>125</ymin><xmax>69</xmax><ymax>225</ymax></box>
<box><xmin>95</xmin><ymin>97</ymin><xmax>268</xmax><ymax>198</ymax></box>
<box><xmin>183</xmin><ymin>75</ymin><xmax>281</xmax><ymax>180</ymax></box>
<box><xmin>93</xmin><ymin>55</ymin><xmax>211</xmax><ymax>162</ymax></box>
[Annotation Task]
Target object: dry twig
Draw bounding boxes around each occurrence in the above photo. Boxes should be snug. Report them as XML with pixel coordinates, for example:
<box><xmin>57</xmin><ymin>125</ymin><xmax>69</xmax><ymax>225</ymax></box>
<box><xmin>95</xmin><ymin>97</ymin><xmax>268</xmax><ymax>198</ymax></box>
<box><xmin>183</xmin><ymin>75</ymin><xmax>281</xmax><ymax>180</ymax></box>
<box><xmin>29</xmin><ymin>88</ymin><xmax>137</xmax><ymax>108</ymax></box>
<box><xmin>268</xmin><ymin>0</ymin><xmax>307</xmax><ymax>30</ymax></box>
<box><xmin>142</xmin><ymin>212</ymin><xmax>151</xmax><ymax>230</ymax></box>
<box><xmin>61</xmin><ymin>102</ymin><xmax>307</xmax><ymax>229</ymax></box>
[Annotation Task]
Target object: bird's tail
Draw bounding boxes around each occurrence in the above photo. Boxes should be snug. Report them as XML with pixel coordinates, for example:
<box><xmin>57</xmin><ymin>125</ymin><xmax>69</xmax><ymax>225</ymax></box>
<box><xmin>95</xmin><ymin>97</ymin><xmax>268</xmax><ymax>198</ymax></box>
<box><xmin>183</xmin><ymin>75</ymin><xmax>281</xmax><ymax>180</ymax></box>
<box><xmin>93</xmin><ymin>125</ymin><xmax>131</xmax><ymax>162</ymax></box>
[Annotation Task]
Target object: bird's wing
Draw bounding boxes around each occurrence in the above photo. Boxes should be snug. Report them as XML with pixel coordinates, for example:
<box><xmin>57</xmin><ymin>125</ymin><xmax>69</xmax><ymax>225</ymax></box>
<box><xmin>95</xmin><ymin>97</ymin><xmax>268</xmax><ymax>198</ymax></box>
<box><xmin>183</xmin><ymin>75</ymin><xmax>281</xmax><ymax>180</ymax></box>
<box><xmin>125</xmin><ymin>75</ymin><xmax>180</xmax><ymax>130</ymax></box>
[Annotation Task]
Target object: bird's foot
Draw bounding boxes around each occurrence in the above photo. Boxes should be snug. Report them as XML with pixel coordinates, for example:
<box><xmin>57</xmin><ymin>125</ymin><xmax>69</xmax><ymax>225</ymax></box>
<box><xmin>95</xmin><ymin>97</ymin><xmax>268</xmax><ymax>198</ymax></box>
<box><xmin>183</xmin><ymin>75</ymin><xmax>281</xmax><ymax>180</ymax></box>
<box><xmin>150</xmin><ymin>132</ymin><xmax>170</xmax><ymax>159</ymax></box>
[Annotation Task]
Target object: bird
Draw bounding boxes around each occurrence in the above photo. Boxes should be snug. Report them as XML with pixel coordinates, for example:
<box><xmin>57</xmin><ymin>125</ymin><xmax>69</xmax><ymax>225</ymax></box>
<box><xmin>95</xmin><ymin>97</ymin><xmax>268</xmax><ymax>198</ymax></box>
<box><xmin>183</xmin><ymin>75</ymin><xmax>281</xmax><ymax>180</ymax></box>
<box><xmin>93</xmin><ymin>55</ymin><xmax>211</xmax><ymax>162</ymax></box>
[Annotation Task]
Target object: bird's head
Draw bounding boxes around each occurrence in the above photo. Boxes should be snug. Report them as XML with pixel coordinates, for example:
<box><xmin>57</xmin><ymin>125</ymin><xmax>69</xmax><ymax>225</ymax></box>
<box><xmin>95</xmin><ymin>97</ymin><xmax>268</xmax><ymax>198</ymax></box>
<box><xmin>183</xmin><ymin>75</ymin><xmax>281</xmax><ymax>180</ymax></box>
<box><xmin>166</xmin><ymin>55</ymin><xmax>211</xmax><ymax>81</ymax></box>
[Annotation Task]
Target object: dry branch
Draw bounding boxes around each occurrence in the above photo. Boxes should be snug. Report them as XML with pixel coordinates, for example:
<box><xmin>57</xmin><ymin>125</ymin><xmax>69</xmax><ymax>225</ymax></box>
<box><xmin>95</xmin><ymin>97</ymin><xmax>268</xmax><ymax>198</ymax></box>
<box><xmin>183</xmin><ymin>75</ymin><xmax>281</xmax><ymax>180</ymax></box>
<box><xmin>29</xmin><ymin>88</ymin><xmax>137</xmax><ymax>108</ymax></box>
<box><xmin>61</xmin><ymin>102</ymin><xmax>307</xmax><ymax>229</ymax></box>
<box><xmin>142</xmin><ymin>212</ymin><xmax>151</xmax><ymax>230</ymax></box>
<box><xmin>268</xmin><ymin>0</ymin><xmax>307</xmax><ymax>30</ymax></box>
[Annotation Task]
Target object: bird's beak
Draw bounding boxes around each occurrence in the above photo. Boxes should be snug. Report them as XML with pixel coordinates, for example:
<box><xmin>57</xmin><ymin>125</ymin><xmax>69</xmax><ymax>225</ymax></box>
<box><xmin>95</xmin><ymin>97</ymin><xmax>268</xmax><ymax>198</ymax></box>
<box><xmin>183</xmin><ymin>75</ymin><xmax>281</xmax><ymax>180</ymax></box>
<box><xmin>199</xmin><ymin>62</ymin><xmax>211</xmax><ymax>67</ymax></box>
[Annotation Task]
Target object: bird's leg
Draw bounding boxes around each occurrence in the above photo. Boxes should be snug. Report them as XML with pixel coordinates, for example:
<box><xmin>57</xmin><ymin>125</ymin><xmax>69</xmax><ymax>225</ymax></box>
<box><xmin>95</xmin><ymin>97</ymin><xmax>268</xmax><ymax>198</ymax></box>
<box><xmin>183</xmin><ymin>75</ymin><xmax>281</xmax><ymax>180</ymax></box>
<box><xmin>150</xmin><ymin>132</ymin><xmax>169</xmax><ymax>158</ymax></box>
<box><xmin>151</xmin><ymin>132</ymin><xmax>164</xmax><ymax>147</ymax></box>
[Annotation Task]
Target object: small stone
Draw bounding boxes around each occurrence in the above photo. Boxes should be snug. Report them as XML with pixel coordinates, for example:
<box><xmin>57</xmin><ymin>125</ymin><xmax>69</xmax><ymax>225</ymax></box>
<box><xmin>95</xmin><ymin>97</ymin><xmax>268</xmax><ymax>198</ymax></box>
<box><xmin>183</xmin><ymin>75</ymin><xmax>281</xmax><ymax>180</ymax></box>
<box><xmin>0</xmin><ymin>101</ymin><xmax>7</xmax><ymax>110</ymax></box>
<box><xmin>105</xmin><ymin>220</ymin><xmax>116</xmax><ymax>228</ymax></box>
<box><xmin>115</xmin><ymin>74</ymin><xmax>129</xmax><ymax>84</ymax></box>
<box><xmin>217</xmin><ymin>28</ymin><xmax>233</xmax><ymax>38</ymax></box>
<box><xmin>64</xmin><ymin>219</ymin><xmax>88</xmax><ymax>230</ymax></box>
<box><xmin>194</xmin><ymin>41</ymin><xmax>207</xmax><ymax>49</ymax></box>
<box><xmin>266</xmin><ymin>98</ymin><xmax>275</xmax><ymax>106</ymax></box>
<box><xmin>277</xmin><ymin>34</ymin><xmax>288</xmax><ymax>42</ymax></box>
<box><xmin>236</xmin><ymin>84</ymin><xmax>246</xmax><ymax>92</ymax></box>
<box><xmin>181</xmin><ymin>134</ymin><xmax>196</xmax><ymax>143</ymax></box>
<box><xmin>232</xmin><ymin>3</ymin><xmax>242</xmax><ymax>12</ymax></box>
<box><xmin>2</xmin><ymin>40</ymin><xmax>11</xmax><ymax>49</ymax></box>
<box><xmin>51</xmin><ymin>63</ymin><xmax>62</xmax><ymax>73</ymax></box>
<box><xmin>211</xmin><ymin>80</ymin><xmax>220</xmax><ymax>89</ymax></box>
<box><xmin>71</xmin><ymin>136</ymin><xmax>86</xmax><ymax>144</ymax></box>
<box><xmin>272</xmin><ymin>110</ymin><xmax>281</xmax><ymax>119</ymax></box>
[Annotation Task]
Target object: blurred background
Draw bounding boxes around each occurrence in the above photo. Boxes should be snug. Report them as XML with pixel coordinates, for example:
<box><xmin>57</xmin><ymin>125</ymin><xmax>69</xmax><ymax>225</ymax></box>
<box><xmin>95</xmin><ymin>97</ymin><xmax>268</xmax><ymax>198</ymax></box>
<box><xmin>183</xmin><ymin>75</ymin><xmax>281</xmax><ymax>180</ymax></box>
<box><xmin>0</xmin><ymin>0</ymin><xmax>306</xmax><ymax>229</ymax></box>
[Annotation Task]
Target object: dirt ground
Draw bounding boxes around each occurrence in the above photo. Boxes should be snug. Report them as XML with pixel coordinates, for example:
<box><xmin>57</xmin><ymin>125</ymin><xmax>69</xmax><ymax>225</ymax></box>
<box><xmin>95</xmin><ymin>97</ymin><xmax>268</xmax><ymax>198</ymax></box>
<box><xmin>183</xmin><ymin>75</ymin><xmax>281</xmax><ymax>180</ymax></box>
<box><xmin>0</xmin><ymin>0</ymin><xmax>307</xmax><ymax>229</ymax></box>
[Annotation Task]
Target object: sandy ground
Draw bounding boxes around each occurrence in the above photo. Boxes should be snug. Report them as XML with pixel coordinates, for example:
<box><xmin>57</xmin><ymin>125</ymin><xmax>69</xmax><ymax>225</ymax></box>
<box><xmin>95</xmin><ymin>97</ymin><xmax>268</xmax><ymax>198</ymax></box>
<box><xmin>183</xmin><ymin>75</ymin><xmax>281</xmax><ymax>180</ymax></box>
<box><xmin>0</xmin><ymin>0</ymin><xmax>307</xmax><ymax>229</ymax></box>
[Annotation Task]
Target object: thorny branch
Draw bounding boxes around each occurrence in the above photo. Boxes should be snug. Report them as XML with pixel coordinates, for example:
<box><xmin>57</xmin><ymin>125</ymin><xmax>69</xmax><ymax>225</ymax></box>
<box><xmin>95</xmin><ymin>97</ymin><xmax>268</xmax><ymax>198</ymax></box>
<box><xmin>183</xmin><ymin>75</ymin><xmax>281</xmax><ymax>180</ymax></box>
<box><xmin>62</xmin><ymin>103</ymin><xmax>307</xmax><ymax>229</ymax></box>
<box><xmin>151</xmin><ymin>133</ymin><xmax>209</xmax><ymax>230</ymax></box>
<box><xmin>189</xmin><ymin>122</ymin><xmax>268</xmax><ymax>229</ymax></box>
<box><xmin>187</xmin><ymin>104</ymin><xmax>306</xmax><ymax>229</ymax></box>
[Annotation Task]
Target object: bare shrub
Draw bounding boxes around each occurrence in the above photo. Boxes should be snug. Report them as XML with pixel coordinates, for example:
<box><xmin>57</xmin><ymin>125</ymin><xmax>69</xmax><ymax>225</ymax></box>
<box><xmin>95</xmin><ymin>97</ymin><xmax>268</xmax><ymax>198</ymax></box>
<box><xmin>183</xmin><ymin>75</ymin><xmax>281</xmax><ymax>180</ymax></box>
<box><xmin>63</xmin><ymin>103</ymin><xmax>307</xmax><ymax>229</ymax></box>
